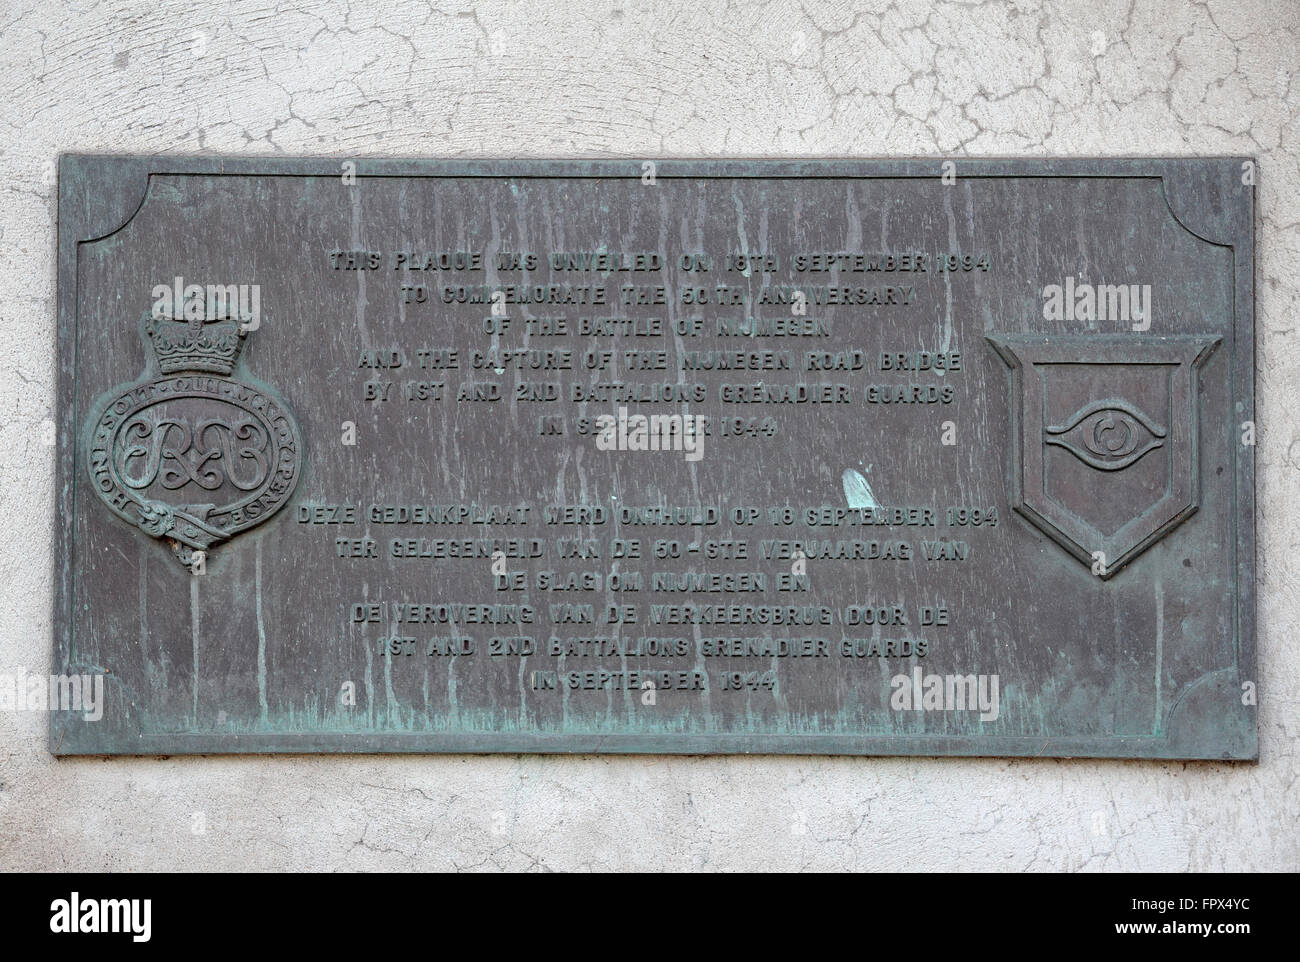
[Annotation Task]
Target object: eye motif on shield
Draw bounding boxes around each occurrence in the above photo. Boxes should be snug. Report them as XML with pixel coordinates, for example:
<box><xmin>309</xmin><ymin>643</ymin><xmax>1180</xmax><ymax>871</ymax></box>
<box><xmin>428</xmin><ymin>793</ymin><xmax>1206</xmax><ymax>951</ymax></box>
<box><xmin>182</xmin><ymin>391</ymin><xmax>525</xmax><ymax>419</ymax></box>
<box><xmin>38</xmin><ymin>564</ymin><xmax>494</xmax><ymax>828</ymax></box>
<box><xmin>1045</xmin><ymin>400</ymin><xmax>1167</xmax><ymax>472</ymax></box>
<box><xmin>987</xmin><ymin>334</ymin><xmax>1219</xmax><ymax>579</ymax></box>
<box><xmin>85</xmin><ymin>314</ymin><xmax>303</xmax><ymax>567</ymax></box>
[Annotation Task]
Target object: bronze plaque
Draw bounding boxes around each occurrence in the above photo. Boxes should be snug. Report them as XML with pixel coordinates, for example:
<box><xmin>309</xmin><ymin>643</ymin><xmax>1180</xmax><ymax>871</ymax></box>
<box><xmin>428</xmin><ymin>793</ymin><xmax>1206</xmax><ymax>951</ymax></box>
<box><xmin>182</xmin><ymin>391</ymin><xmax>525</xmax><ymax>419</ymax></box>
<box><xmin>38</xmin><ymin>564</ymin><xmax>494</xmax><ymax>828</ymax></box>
<box><xmin>54</xmin><ymin>157</ymin><xmax>1256</xmax><ymax>757</ymax></box>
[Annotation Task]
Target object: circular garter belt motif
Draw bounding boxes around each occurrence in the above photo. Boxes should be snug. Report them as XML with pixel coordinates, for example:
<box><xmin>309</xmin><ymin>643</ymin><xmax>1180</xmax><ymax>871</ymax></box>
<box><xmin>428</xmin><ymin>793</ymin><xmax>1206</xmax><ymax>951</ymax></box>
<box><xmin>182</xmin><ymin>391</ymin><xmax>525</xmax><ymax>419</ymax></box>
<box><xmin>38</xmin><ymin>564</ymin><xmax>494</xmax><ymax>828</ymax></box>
<box><xmin>85</xmin><ymin>315</ymin><xmax>302</xmax><ymax>566</ymax></box>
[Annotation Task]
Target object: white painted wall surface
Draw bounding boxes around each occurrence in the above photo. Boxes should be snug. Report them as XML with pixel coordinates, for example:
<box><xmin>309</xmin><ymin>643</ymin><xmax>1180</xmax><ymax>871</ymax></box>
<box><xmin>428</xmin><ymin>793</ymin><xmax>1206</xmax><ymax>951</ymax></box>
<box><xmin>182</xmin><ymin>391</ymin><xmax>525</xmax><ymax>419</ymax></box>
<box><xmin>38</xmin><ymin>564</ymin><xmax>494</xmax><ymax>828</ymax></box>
<box><xmin>0</xmin><ymin>0</ymin><xmax>1295</xmax><ymax>871</ymax></box>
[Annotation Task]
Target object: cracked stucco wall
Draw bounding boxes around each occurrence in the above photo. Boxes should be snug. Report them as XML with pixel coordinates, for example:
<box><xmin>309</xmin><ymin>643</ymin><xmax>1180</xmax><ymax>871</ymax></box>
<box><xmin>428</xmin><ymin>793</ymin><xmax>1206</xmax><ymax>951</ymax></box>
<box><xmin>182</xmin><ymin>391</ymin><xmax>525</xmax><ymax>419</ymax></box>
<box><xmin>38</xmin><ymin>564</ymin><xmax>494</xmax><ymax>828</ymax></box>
<box><xmin>1</xmin><ymin>0</ymin><xmax>1296</xmax><ymax>871</ymax></box>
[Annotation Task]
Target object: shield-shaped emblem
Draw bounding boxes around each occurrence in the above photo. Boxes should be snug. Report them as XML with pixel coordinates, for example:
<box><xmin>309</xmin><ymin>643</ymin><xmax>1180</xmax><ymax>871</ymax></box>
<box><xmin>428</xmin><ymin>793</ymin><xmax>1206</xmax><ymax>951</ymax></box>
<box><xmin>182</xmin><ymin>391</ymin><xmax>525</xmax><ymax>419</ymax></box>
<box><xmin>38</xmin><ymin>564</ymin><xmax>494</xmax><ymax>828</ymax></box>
<box><xmin>986</xmin><ymin>334</ymin><xmax>1219</xmax><ymax>578</ymax></box>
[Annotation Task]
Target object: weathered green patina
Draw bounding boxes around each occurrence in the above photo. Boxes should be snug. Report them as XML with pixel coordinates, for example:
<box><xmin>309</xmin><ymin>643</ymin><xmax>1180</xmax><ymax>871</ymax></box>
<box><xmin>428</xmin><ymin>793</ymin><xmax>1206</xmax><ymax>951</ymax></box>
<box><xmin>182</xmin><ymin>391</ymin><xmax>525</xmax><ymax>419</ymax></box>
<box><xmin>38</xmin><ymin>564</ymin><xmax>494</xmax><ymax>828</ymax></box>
<box><xmin>53</xmin><ymin>157</ymin><xmax>1256</xmax><ymax>758</ymax></box>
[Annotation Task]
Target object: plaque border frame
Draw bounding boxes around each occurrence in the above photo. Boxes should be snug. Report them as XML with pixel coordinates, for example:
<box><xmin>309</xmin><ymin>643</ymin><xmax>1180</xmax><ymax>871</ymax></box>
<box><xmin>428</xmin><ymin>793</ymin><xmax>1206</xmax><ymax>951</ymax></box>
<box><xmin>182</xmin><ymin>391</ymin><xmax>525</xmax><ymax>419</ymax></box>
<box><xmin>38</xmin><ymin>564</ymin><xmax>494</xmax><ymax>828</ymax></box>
<box><xmin>53</xmin><ymin>156</ymin><xmax>1257</xmax><ymax>759</ymax></box>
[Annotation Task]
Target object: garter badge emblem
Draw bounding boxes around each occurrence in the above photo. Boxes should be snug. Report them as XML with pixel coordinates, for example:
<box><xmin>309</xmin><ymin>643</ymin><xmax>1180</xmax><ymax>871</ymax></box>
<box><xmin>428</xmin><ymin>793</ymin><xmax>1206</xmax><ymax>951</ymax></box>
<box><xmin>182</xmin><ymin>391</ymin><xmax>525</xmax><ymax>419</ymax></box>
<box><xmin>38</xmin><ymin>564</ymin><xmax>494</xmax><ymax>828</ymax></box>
<box><xmin>85</xmin><ymin>313</ymin><xmax>303</xmax><ymax>567</ymax></box>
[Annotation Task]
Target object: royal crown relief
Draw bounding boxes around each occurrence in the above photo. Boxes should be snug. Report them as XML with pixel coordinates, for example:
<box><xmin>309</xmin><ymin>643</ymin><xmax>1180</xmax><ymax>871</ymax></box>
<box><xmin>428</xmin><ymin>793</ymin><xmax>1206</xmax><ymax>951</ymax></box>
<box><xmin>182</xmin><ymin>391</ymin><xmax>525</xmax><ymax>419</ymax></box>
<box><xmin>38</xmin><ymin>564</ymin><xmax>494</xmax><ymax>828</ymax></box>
<box><xmin>85</xmin><ymin>300</ymin><xmax>303</xmax><ymax>568</ymax></box>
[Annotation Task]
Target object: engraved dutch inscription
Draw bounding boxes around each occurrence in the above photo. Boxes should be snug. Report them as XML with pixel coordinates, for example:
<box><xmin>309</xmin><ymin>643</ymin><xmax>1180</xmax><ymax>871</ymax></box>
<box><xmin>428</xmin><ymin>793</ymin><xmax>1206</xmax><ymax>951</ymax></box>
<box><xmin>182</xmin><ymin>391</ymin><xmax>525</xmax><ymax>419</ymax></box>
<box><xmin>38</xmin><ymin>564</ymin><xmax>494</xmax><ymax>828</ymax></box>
<box><xmin>54</xmin><ymin>157</ymin><xmax>1256</xmax><ymax>758</ymax></box>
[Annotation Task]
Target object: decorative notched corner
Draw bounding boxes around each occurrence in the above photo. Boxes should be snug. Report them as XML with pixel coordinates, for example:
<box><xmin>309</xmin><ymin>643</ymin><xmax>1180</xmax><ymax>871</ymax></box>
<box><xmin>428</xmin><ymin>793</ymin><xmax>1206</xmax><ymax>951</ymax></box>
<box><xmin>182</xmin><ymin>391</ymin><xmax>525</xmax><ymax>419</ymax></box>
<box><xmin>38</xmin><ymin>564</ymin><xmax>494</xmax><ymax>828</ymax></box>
<box><xmin>1163</xmin><ymin>668</ymin><xmax>1258</xmax><ymax>761</ymax></box>
<box><xmin>1157</xmin><ymin>157</ymin><xmax>1256</xmax><ymax>254</ymax></box>
<box><xmin>59</xmin><ymin>154</ymin><xmax>158</xmax><ymax>246</ymax></box>
<box><xmin>987</xmin><ymin>333</ymin><xmax>1220</xmax><ymax>579</ymax></box>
